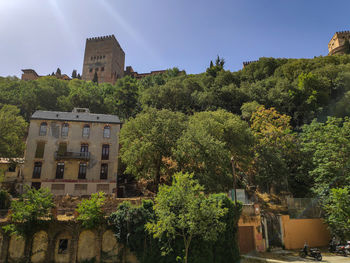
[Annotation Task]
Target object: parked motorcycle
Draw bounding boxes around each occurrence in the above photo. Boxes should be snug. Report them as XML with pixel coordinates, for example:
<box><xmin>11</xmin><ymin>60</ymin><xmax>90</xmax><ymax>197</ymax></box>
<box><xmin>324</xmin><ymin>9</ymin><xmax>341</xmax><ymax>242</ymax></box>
<box><xmin>329</xmin><ymin>239</ymin><xmax>348</xmax><ymax>256</ymax></box>
<box><xmin>299</xmin><ymin>243</ymin><xmax>322</xmax><ymax>261</ymax></box>
<box><xmin>335</xmin><ymin>244</ymin><xmax>347</xmax><ymax>257</ymax></box>
<box><xmin>345</xmin><ymin>241</ymin><xmax>350</xmax><ymax>256</ymax></box>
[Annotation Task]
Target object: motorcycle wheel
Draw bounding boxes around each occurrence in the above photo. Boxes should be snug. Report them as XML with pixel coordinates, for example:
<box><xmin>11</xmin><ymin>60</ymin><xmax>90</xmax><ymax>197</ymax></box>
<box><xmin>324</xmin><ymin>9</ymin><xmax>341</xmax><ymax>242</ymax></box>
<box><xmin>316</xmin><ymin>254</ymin><xmax>322</xmax><ymax>261</ymax></box>
<box><xmin>299</xmin><ymin>251</ymin><xmax>306</xmax><ymax>258</ymax></box>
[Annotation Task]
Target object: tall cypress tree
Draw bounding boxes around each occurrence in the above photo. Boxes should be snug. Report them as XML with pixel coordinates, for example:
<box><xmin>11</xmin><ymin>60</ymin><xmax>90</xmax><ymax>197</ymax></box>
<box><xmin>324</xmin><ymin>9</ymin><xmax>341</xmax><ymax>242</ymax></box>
<box><xmin>92</xmin><ymin>72</ymin><xmax>98</xmax><ymax>84</ymax></box>
<box><xmin>344</xmin><ymin>40</ymin><xmax>350</xmax><ymax>54</ymax></box>
<box><xmin>71</xmin><ymin>69</ymin><xmax>77</xmax><ymax>79</ymax></box>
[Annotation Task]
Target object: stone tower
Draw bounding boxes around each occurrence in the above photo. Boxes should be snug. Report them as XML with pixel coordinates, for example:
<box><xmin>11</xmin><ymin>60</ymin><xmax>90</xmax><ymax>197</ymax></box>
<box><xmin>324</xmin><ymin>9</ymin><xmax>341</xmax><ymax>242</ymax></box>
<box><xmin>328</xmin><ymin>31</ymin><xmax>350</xmax><ymax>55</ymax></box>
<box><xmin>82</xmin><ymin>35</ymin><xmax>125</xmax><ymax>84</ymax></box>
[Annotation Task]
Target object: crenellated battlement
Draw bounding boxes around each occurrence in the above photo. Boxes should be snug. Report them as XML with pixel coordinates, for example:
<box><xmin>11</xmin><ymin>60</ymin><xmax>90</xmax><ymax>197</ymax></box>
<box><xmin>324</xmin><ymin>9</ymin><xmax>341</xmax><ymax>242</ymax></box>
<box><xmin>336</xmin><ymin>30</ymin><xmax>350</xmax><ymax>35</ymax></box>
<box><xmin>242</xmin><ymin>60</ymin><xmax>258</xmax><ymax>68</ymax></box>
<box><xmin>329</xmin><ymin>30</ymin><xmax>350</xmax><ymax>55</ymax></box>
<box><xmin>86</xmin><ymin>35</ymin><xmax>116</xmax><ymax>41</ymax></box>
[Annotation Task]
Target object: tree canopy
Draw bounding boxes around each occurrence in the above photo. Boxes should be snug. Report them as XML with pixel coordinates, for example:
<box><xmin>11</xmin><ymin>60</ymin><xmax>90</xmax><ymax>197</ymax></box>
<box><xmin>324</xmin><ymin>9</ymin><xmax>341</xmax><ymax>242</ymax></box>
<box><xmin>119</xmin><ymin>108</ymin><xmax>187</xmax><ymax>190</ymax></box>
<box><xmin>0</xmin><ymin>105</ymin><xmax>27</xmax><ymax>158</ymax></box>
<box><xmin>146</xmin><ymin>172</ymin><xmax>228</xmax><ymax>263</ymax></box>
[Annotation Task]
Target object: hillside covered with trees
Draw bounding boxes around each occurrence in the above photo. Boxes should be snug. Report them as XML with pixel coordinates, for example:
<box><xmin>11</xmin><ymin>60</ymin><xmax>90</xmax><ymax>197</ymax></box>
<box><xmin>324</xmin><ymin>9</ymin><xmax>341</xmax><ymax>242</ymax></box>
<box><xmin>1</xmin><ymin>55</ymin><xmax>350</xmax><ymax>238</ymax></box>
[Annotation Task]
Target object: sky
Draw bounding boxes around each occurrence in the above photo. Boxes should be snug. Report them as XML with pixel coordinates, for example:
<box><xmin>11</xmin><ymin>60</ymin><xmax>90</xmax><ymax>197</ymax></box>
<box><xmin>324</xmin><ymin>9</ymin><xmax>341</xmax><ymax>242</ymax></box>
<box><xmin>1</xmin><ymin>0</ymin><xmax>350</xmax><ymax>77</ymax></box>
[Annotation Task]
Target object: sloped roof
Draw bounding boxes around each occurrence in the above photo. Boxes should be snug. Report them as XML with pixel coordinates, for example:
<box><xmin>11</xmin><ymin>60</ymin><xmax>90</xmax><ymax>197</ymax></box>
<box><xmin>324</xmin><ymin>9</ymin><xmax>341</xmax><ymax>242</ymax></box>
<box><xmin>31</xmin><ymin>110</ymin><xmax>122</xmax><ymax>124</ymax></box>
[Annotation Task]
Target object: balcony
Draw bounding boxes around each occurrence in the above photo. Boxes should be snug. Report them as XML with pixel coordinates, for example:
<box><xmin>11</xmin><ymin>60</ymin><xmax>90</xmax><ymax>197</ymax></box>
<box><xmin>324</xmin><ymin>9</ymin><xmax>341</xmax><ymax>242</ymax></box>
<box><xmin>54</xmin><ymin>151</ymin><xmax>90</xmax><ymax>161</ymax></box>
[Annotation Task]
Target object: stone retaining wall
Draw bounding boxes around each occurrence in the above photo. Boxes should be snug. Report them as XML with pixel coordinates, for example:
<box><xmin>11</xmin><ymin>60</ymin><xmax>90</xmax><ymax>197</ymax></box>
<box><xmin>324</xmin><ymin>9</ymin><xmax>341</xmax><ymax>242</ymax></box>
<box><xmin>0</xmin><ymin>221</ymin><xmax>138</xmax><ymax>263</ymax></box>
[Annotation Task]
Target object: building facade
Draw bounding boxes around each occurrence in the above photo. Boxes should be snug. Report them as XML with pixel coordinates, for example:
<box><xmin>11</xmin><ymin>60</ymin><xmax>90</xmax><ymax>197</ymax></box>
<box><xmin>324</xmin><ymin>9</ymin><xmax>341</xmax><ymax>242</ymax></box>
<box><xmin>328</xmin><ymin>31</ymin><xmax>350</xmax><ymax>55</ymax></box>
<box><xmin>81</xmin><ymin>35</ymin><xmax>125</xmax><ymax>84</ymax></box>
<box><xmin>22</xmin><ymin>108</ymin><xmax>121</xmax><ymax>195</ymax></box>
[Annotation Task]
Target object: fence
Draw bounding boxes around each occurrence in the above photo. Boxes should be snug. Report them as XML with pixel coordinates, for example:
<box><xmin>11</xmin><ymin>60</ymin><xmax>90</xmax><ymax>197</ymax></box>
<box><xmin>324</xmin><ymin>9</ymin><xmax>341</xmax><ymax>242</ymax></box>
<box><xmin>286</xmin><ymin>198</ymin><xmax>322</xmax><ymax>219</ymax></box>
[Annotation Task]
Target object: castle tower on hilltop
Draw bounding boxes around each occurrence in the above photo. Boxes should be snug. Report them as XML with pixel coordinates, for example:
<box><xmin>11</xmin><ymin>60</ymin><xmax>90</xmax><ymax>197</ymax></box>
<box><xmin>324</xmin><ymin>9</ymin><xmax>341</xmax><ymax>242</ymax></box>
<box><xmin>328</xmin><ymin>31</ymin><xmax>350</xmax><ymax>55</ymax></box>
<box><xmin>82</xmin><ymin>35</ymin><xmax>125</xmax><ymax>84</ymax></box>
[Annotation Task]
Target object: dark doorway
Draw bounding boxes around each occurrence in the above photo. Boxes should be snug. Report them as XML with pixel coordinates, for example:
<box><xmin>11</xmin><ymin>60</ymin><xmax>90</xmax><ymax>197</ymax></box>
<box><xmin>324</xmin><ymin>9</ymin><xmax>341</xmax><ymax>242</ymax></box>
<box><xmin>238</xmin><ymin>226</ymin><xmax>255</xmax><ymax>254</ymax></box>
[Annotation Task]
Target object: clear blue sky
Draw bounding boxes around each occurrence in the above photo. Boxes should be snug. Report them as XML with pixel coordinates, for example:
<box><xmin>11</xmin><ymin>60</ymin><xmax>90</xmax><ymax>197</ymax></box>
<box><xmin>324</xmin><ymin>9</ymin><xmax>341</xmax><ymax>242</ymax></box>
<box><xmin>1</xmin><ymin>0</ymin><xmax>350</xmax><ymax>77</ymax></box>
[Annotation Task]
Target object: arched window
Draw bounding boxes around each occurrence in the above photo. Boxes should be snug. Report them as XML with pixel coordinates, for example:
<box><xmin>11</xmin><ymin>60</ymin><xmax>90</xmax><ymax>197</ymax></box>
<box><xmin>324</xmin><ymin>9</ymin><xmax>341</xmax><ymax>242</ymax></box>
<box><xmin>103</xmin><ymin>126</ymin><xmax>110</xmax><ymax>138</ymax></box>
<box><xmin>39</xmin><ymin>122</ymin><xmax>47</xmax><ymax>136</ymax></box>
<box><xmin>61</xmin><ymin>123</ymin><xmax>69</xmax><ymax>137</ymax></box>
<box><xmin>82</xmin><ymin>124</ymin><xmax>90</xmax><ymax>138</ymax></box>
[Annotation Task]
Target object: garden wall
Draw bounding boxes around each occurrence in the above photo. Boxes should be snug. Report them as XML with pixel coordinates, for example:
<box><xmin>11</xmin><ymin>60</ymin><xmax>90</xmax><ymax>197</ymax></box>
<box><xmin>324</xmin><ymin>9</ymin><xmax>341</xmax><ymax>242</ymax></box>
<box><xmin>280</xmin><ymin>215</ymin><xmax>331</xmax><ymax>249</ymax></box>
<box><xmin>0</xmin><ymin>221</ymin><xmax>139</xmax><ymax>263</ymax></box>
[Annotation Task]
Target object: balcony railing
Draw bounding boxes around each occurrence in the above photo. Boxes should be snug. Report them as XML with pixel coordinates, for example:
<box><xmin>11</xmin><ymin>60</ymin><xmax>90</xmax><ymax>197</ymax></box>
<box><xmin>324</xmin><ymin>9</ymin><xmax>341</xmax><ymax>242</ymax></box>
<box><xmin>54</xmin><ymin>151</ymin><xmax>90</xmax><ymax>161</ymax></box>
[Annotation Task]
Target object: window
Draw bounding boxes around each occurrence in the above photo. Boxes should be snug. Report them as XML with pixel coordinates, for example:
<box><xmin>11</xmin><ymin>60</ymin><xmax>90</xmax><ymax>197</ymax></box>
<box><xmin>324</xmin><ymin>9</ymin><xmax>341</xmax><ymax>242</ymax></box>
<box><xmin>51</xmin><ymin>184</ymin><xmax>65</xmax><ymax>191</ymax></box>
<box><xmin>74</xmin><ymin>184</ymin><xmax>87</xmax><ymax>194</ymax></box>
<box><xmin>97</xmin><ymin>184</ymin><xmax>109</xmax><ymax>192</ymax></box>
<box><xmin>61</xmin><ymin>123</ymin><xmax>69</xmax><ymax>137</ymax></box>
<box><xmin>31</xmin><ymin>182</ymin><xmax>41</xmax><ymax>190</ymax></box>
<box><xmin>58</xmin><ymin>142</ymin><xmax>67</xmax><ymax>155</ymax></box>
<box><xmin>35</xmin><ymin>142</ymin><xmax>46</xmax><ymax>158</ymax></box>
<box><xmin>32</xmin><ymin>162</ymin><xmax>42</xmax><ymax>178</ymax></box>
<box><xmin>89</xmin><ymin>68</ymin><xmax>93</xmax><ymax>73</ymax></box>
<box><xmin>78</xmin><ymin>163</ymin><xmax>87</xmax><ymax>179</ymax></box>
<box><xmin>102</xmin><ymin>144</ymin><xmax>109</xmax><ymax>160</ymax></box>
<box><xmin>82</xmin><ymin>124</ymin><xmax>90</xmax><ymax>138</ymax></box>
<box><xmin>80</xmin><ymin>143</ymin><xmax>89</xmax><ymax>158</ymax></box>
<box><xmin>101</xmin><ymin>67</ymin><xmax>104</xmax><ymax>72</ymax></box>
<box><xmin>58</xmin><ymin>239</ymin><xmax>68</xmax><ymax>254</ymax></box>
<box><xmin>95</xmin><ymin>67</ymin><xmax>99</xmax><ymax>72</ymax></box>
<box><xmin>80</xmin><ymin>143</ymin><xmax>88</xmax><ymax>152</ymax></box>
<box><xmin>103</xmin><ymin>126</ymin><xmax>110</xmax><ymax>138</ymax></box>
<box><xmin>51</xmin><ymin>184</ymin><xmax>65</xmax><ymax>194</ymax></box>
<box><xmin>55</xmin><ymin>162</ymin><xmax>65</xmax><ymax>179</ymax></box>
<box><xmin>100</xmin><ymin>163</ymin><xmax>108</xmax><ymax>179</ymax></box>
<box><xmin>8</xmin><ymin>163</ymin><xmax>16</xmax><ymax>172</ymax></box>
<box><xmin>39</xmin><ymin>122</ymin><xmax>47</xmax><ymax>136</ymax></box>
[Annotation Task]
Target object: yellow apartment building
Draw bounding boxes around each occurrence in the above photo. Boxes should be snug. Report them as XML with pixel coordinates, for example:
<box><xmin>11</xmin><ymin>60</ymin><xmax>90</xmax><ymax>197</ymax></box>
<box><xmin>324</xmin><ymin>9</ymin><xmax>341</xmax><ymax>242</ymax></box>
<box><xmin>22</xmin><ymin>108</ymin><xmax>121</xmax><ymax>195</ymax></box>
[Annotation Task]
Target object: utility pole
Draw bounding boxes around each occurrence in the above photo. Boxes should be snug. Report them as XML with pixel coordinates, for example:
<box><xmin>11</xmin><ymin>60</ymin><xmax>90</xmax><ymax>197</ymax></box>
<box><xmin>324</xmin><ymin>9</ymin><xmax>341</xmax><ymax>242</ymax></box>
<box><xmin>231</xmin><ymin>157</ymin><xmax>237</xmax><ymax>205</ymax></box>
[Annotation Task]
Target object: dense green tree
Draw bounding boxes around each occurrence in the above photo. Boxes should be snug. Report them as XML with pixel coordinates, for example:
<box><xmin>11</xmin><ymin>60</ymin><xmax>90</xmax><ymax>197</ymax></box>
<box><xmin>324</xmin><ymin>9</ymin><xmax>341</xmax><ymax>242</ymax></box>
<box><xmin>332</xmin><ymin>90</ymin><xmax>350</xmax><ymax>117</ymax></box>
<box><xmin>300</xmin><ymin>117</ymin><xmax>350</xmax><ymax>198</ymax></box>
<box><xmin>250</xmin><ymin>106</ymin><xmax>303</xmax><ymax>193</ymax></box>
<box><xmin>206</xmin><ymin>56</ymin><xmax>225</xmax><ymax>77</ymax></box>
<box><xmin>71</xmin><ymin>69</ymin><xmax>77</xmax><ymax>79</ymax></box>
<box><xmin>76</xmin><ymin>192</ymin><xmax>106</xmax><ymax>229</ymax></box>
<box><xmin>57</xmin><ymin>79</ymin><xmax>105</xmax><ymax>113</ymax></box>
<box><xmin>3</xmin><ymin>186</ymin><xmax>54</xmax><ymax>259</ymax></box>
<box><xmin>344</xmin><ymin>40</ymin><xmax>350</xmax><ymax>55</ymax></box>
<box><xmin>146</xmin><ymin>172</ymin><xmax>228</xmax><ymax>263</ymax></box>
<box><xmin>240</xmin><ymin>101</ymin><xmax>261</xmax><ymax>121</ymax></box>
<box><xmin>119</xmin><ymin>108</ymin><xmax>187</xmax><ymax>190</ymax></box>
<box><xmin>110</xmin><ymin>194</ymin><xmax>241</xmax><ymax>263</ymax></box>
<box><xmin>56</xmin><ymin>68</ymin><xmax>61</xmax><ymax>76</ymax></box>
<box><xmin>104</xmin><ymin>76</ymin><xmax>140</xmax><ymax>120</ymax></box>
<box><xmin>323</xmin><ymin>187</ymin><xmax>350</xmax><ymax>240</ymax></box>
<box><xmin>141</xmin><ymin>77</ymin><xmax>202</xmax><ymax>114</ymax></box>
<box><xmin>4</xmin><ymin>186</ymin><xmax>54</xmax><ymax>236</ymax></box>
<box><xmin>0</xmin><ymin>105</ymin><xmax>27</xmax><ymax>158</ymax></box>
<box><xmin>109</xmin><ymin>200</ymin><xmax>159</xmax><ymax>262</ymax></box>
<box><xmin>174</xmin><ymin>110</ymin><xmax>254</xmax><ymax>192</ymax></box>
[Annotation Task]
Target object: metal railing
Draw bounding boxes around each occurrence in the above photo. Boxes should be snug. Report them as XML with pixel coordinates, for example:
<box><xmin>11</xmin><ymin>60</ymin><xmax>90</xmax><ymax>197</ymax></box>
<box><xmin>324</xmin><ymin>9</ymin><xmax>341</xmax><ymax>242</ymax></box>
<box><xmin>287</xmin><ymin>197</ymin><xmax>322</xmax><ymax>219</ymax></box>
<box><xmin>54</xmin><ymin>151</ymin><xmax>90</xmax><ymax>161</ymax></box>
